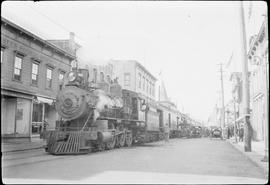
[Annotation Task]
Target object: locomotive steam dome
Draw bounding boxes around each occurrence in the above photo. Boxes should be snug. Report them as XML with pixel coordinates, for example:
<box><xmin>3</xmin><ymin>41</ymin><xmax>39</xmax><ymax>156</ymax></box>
<box><xmin>56</xmin><ymin>86</ymin><xmax>95</xmax><ymax>120</ymax></box>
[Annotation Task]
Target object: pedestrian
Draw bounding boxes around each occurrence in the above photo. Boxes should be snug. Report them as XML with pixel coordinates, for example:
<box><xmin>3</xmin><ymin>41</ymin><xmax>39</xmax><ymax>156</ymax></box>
<box><xmin>164</xmin><ymin>123</ymin><xmax>170</xmax><ymax>142</ymax></box>
<box><xmin>239</xmin><ymin>124</ymin><xmax>244</xmax><ymax>142</ymax></box>
<box><xmin>228</xmin><ymin>126</ymin><xmax>231</xmax><ymax>138</ymax></box>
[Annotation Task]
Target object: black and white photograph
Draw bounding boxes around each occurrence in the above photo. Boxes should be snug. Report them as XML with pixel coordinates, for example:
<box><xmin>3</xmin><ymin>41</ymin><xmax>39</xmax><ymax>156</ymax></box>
<box><xmin>1</xmin><ymin>1</ymin><xmax>268</xmax><ymax>184</ymax></box>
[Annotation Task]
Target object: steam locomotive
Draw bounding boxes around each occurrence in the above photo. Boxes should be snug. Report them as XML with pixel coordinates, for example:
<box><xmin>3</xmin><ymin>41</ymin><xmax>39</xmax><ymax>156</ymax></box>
<box><xmin>42</xmin><ymin>68</ymin><xmax>185</xmax><ymax>155</ymax></box>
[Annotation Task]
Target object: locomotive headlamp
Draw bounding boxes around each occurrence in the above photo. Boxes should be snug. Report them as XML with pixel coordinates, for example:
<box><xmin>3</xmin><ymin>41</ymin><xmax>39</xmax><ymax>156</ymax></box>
<box><xmin>68</xmin><ymin>71</ymin><xmax>77</xmax><ymax>82</ymax></box>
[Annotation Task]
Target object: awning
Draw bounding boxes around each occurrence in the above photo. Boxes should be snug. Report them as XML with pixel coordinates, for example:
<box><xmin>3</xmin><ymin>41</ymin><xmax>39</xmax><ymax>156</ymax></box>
<box><xmin>37</xmin><ymin>97</ymin><xmax>54</xmax><ymax>105</ymax></box>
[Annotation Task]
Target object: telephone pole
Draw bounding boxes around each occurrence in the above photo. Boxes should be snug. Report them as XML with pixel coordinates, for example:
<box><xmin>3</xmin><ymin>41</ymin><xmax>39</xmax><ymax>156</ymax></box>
<box><xmin>218</xmin><ymin>63</ymin><xmax>225</xmax><ymax>129</ymax></box>
<box><xmin>238</xmin><ymin>1</ymin><xmax>252</xmax><ymax>152</ymax></box>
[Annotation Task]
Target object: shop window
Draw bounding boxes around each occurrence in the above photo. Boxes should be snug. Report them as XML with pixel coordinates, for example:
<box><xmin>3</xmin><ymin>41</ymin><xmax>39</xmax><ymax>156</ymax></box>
<box><xmin>124</xmin><ymin>73</ymin><xmax>131</xmax><ymax>86</ymax></box>
<box><xmin>14</xmin><ymin>54</ymin><xmax>23</xmax><ymax>81</ymax></box>
<box><xmin>46</xmin><ymin>67</ymin><xmax>53</xmax><ymax>89</ymax></box>
<box><xmin>32</xmin><ymin>103</ymin><xmax>43</xmax><ymax>135</ymax></box>
<box><xmin>31</xmin><ymin>62</ymin><xmax>39</xmax><ymax>86</ymax></box>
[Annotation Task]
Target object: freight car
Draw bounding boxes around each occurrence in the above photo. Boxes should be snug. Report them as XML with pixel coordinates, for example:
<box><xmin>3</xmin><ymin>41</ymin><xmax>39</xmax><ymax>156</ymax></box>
<box><xmin>41</xmin><ymin>68</ymin><xmax>165</xmax><ymax>155</ymax></box>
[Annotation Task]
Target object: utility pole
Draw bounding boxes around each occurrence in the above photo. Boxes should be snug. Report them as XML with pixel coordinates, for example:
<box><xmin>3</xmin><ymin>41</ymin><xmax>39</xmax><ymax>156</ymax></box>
<box><xmin>218</xmin><ymin>63</ymin><xmax>225</xmax><ymax>129</ymax></box>
<box><xmin>238</xmin><ymin>1</ymin><xmax>252</xmax><ymax>152</ymax></box>
<box><xmin>262</xmin><ymin>13</ymin><xmax>268</xmax><ymax>162</ymax></box>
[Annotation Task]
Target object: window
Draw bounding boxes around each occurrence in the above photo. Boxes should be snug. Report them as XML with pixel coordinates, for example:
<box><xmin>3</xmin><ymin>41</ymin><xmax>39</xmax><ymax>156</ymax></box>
<box><xmin>1</xmin><ymin>47</ymin><xmax>4</xmax><ymax>63</ymax></box>
<box><xmin>59</xmin><ymin>71</ymin><xmax>65</xmax><ymax>90</ymax></box>
<box><xmin>106</xmin><ymin>75</ymin><xmax>111</xmax><ymax>83</ymax></box>
<box><xmin>46</xmin><ymin>68</ymin><xmax>53</xmax><ymax>88</ymax></box>
<box><xmin>14</xmin><ymin>54</ymin><xmax>23</xmax><ymax>81</ymax></box>
<box><xmin>93</xmin><ymin>68</ymin><xmax>97</xmax><ymax>83</ymax></box>
<box><xmin>146</xmin><ymin>79</ymin><xmax>149</xmax><ymax>93</ymax></box>
<box><xmin>143</xmin><ymin>76</ymin><xmax>145</xmax><ymax>90</ymax></box>
<box><xmin>149</xmin><ymin>82</ymin><xmax>152</xmax><ymax>95</ymax></box>
<box><xmin>124</xmin><ymin>73</ymin><xmax>131</xmax><ymax>86</ymax></box>
<box><xmin>100</xmin><ymin>72</ymin><xmax>104</xmax><ymax>82</ymax></box>
<box><xmin>152</xmin><ymin>83</ymin><xmax>155</xmax><ymax>96</ymax></box>
<box><xmin>138</xmin><ymin>73</ymin><xmax>141</xmax><ymax>89</ymax></box>
<box><xmin>31</xmin><ymin>62</ymin><xmax>39</xmax><ymax>85</ymax></box>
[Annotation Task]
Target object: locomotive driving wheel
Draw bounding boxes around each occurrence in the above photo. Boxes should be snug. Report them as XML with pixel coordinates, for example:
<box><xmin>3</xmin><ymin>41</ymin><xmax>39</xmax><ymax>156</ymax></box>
<box><xmin>98</xmin><ymin>142</ymin><xmax>105</xmax><ymax>151</ymax></box>
<box><xmin>125</xmin><ymin>131</ymin><xmax>133</xmax><ymax>147</ymax></box>
<box><xmin>118</xmin><ymin>132</ymin><xmax>126</xmax><ymax>147</ymax></box>
<box><xmin>106</xmin><ymin>136</ymin><xmax>116</xmax><ymax>150</ymax></box>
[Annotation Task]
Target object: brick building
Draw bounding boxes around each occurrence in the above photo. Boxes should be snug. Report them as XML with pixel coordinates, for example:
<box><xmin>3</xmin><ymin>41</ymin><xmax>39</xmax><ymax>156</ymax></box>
<box><xmin>1</xmin><ymin>17</ymin><xmax>76</xmax><ymax>138</ymax></box>
<box><xmin>111</xmin><ymin>60</ymin><xmax>157</xmax><ymax>102</ymax></box>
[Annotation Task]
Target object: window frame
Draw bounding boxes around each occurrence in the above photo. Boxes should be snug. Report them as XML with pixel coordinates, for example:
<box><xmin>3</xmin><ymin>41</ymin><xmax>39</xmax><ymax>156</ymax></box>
<box><xmin>1</xmin><ymin>47</ymin><xmax>5</xmax><ymax>64</ymax></box>
<box><xmin>124</xmin><ymin>73</ymin><xmax>131</xmax><ymax>87</ymax></box>
<box><xmin>31</xmin><ymin>61</ymin><xmax>40</xmax><ymax>86</ymax></box>
<box><xmin>138</xmin><ymin>73</ymin><xmax>141</xmax><ymax>89</ymax></box>
<box><xmin>46</xmin><ymin>67</ymin><xmax>53</xmax><ymax>89</ymax></box>
<box><xmin>13</xmin><ymin>53</ymin><xmax>24</xmax><ymax>81</ymax></box>
<box><xmin>93</xmin><ymin>68</ymin><xmax>97</xmax><ymax>83</ymax></box>
<box><xmin>100</xmin><ymin>71</ymin><xmax>105</xmax><ymax>82</ymax></box>
<box><xmin>143</xmin><ymin>76</ymin><xmax>145</xmax><ymax>91</ymax></box>
<box><xmin>106</xmin><ymin>75</ymin><xmax>111</xmax><ymax>83</ymax></box>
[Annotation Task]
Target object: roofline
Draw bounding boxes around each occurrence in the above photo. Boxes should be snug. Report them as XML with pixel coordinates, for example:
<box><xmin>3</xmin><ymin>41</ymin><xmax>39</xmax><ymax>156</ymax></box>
<box><xmin>47</xmin><ymin>39</ymin><xmax>82</xmax><ymax>48</ymax></box>
<box><xmin>1</xmin><ymin>17</ymin><xmax>76</xmax><ymax>60</ymax></box>
<box><xmin>135</xmin><ymin>61</ymin><xmax>157</xmax><ymax>81</ymax></box>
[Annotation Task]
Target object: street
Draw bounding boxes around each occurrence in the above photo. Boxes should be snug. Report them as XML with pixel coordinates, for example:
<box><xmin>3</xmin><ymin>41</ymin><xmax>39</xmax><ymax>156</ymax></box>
<box><xmin>2</xmin><ymin>138</ymin><xmax>267</xmax><ymax>184</ymax></box>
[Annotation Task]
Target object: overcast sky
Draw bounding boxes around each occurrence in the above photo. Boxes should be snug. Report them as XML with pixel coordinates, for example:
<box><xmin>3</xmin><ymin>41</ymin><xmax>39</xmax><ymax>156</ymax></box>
<box><xmin>2</xmin><ymin>1</ymin><xmax>267</xmax><ymax>122</ymax></box>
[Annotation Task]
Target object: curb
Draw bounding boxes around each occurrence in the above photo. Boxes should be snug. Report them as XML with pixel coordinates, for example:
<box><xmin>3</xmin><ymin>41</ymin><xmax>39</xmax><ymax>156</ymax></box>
<box><xmin>226</xmin><ymin>139</ymin><xmax>269</xmax><ymax>178</ymax></box>
<box><xmin>2</xmin><ymin>146</ymin><xmax>45</xmax><ymax>154</ymax></box>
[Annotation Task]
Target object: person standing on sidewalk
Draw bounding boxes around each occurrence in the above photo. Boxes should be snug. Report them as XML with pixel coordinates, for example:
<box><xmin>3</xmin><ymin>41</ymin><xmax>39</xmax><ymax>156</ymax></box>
<box><xmin>164</xmin><ymin>123</ymin><xmax>170</xmax><ymax>142</ymax></box>
<box><xmin>239</xmin><ymin>124</ymin><xmax>244</xmax><ymax>142</ymax></box>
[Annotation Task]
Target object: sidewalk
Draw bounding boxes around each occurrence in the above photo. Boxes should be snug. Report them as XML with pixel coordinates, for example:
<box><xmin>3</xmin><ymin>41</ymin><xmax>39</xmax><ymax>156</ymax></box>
<box><xmin>1</xmin><ymin>137</ymin><xmax>46</xmax><ymax>153</ymax></box>
<box><xmin>227</xmin><ymin>137</ymin><xmax>269</xmax><ymax>178</ymax></box>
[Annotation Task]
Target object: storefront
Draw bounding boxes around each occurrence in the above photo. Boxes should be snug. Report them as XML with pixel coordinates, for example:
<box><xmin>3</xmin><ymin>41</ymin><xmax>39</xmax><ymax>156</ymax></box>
<box><xmin>32</xmin><ymin>96</ymin><xmax>57</xmax><ymax>137</ymax></box>
<box><xmin>1</xmin><ymin>90</ymin><xmax>33</xmax><ymax>138</ymax></box>
<box><xmin>1</xmin><ymin>89</ymin><xmax>57</xmax><ymax>138</ymax></box>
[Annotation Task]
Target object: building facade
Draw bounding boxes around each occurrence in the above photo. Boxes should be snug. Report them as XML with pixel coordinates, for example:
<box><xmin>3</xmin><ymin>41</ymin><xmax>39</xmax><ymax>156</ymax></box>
<box><xmin>1</xmin><ymin>17</ymin><xmax>76</xmax><ymax>138</ymax></box>
<box><xmin>248</xmin><ymin>17</ymin><xmax>268</xmax><ymax>141</ymax></box>
<box><xmin>111</xmin><ymin>60</ymin><xmax>157</xmax><ymax>101</ymax></box>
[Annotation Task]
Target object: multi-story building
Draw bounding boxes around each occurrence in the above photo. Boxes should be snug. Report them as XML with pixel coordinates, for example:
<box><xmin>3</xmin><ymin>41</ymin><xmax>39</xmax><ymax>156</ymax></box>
<box><xmin>111</xmin><ymin>60</ymin><xmax>157</xmax><ymax>102</ymax></box>
<box><xmin>248</xmin><ymin>17</ymin><xmax>268</xmax><ymax>141</ymax></box>
<box><xmin>1</xmin><ymin>17</ymin><xmax>76</xmax><ymax>139</ymax></box>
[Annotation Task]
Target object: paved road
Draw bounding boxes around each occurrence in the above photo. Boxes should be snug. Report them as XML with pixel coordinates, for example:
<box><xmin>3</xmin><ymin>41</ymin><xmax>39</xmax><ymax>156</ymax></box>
<box><xmin>2</xmin><ymin>138</ymin><xmax>267</xmax><ymax>184</ymax></box>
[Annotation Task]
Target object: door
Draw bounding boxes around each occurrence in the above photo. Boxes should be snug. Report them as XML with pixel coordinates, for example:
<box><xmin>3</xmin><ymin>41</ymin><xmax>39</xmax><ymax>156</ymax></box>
<box><xmin>15</xmin><ymin>98</ymin><xmax>31</xmax><ymax>136</ymax></box>
<box><xmin>157</xmin><ymin>109</ymin><xmax>163</xmax><ymax>128</ymax></box>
